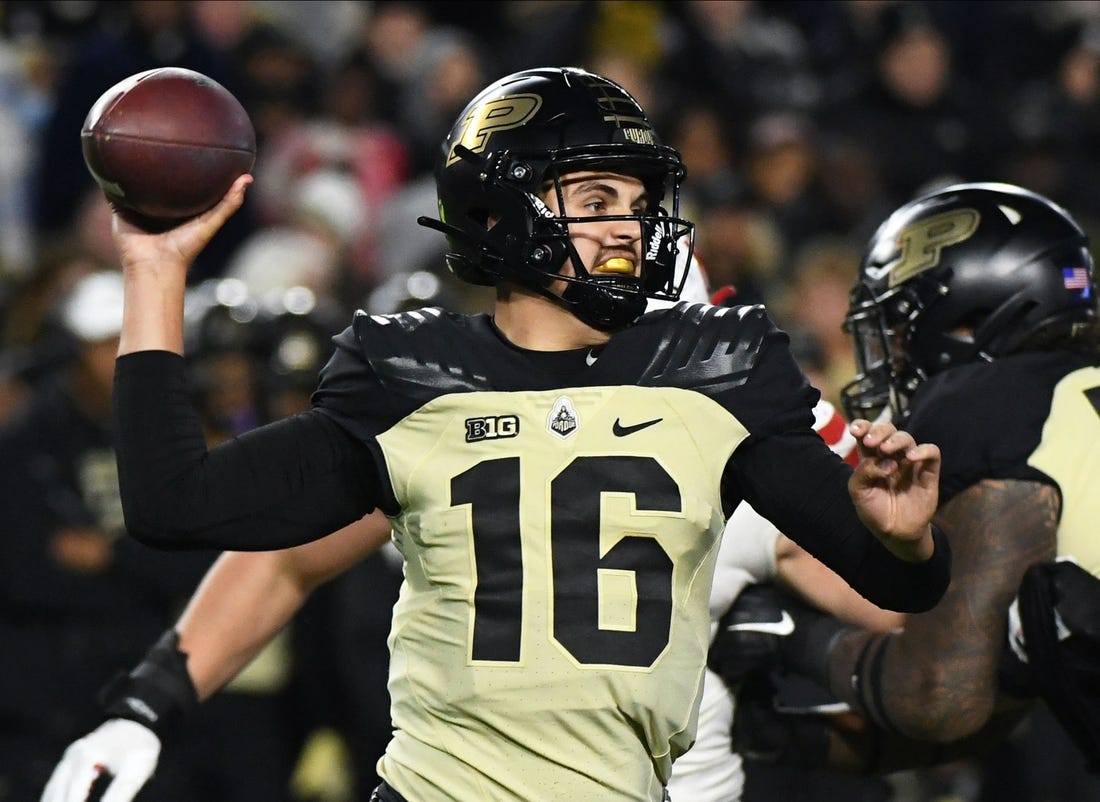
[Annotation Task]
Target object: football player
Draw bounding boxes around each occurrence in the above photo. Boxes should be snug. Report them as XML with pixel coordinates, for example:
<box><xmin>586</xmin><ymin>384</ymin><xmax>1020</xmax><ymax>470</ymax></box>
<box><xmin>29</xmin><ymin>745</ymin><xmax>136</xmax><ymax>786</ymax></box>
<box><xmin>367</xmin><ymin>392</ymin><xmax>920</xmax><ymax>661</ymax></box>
<box><xmin>716</xmin><ymin>182</ymin><xmax>1100</xmax><ymax>775</ymax></box>
<box><xmin>42</xmin><ymin>67</ymin><xmax>948</xmax><ymax>802</ymax></box>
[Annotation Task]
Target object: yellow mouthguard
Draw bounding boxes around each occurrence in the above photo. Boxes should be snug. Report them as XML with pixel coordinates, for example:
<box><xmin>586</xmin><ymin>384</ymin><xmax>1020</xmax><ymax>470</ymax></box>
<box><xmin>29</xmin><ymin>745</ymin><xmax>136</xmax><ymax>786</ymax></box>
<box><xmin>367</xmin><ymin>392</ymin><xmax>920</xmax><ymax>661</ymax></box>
<box><xmin>595</xmin><ymin>258</ymin><xmax>634</xmax><ymax>274</ymax></box>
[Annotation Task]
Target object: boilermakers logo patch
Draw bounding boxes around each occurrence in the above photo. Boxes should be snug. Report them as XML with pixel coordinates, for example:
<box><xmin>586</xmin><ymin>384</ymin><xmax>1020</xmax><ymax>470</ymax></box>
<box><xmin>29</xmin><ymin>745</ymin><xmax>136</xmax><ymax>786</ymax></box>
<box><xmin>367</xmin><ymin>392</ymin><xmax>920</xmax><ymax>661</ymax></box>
<box><xmin>547</xmin><ymin>396</ymin><xmax>579</xmax><ymax>439</ymax></box>
<box><xmin>465</xmin><ymin>414</ymin><xmax>520</xmax><ymax>442</ymax></box>
<box><xmin>447</xmin><ymin>94</ymin><xmax>543</xmax><ymax>166</ymax></box>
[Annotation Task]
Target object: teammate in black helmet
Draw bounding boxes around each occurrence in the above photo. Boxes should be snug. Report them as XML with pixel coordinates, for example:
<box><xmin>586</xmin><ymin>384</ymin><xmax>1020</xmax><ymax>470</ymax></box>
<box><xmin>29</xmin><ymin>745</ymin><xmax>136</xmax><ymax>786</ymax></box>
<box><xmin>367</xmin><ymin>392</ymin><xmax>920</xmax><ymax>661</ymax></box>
<box><xmin>716</xmin><ymin>181</ymin><xmax>1100</xmax><ymax>777</ymax></box>
<box><xmin>842</xmin><ymin>181</ymin><xmax>1098</xmax><ymax>425</ymax></box>
<box><xmin>42</xmin><ymin>67</ymin><xmax>948</xmax><ymax>802</ymax></box>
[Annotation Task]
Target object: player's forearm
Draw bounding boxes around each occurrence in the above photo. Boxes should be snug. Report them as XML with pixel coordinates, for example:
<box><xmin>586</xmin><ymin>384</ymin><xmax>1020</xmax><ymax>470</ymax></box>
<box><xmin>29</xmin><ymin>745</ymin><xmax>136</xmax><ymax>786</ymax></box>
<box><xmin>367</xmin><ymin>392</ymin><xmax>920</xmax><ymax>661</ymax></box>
<box><xmin>775</xmin><ymin>535</ymin><xmax>905</xmax><ymax>632</ymax></box>
<box><xmin>822</xmin><ymin>622</ymin><xmax>1004</xmax><ymax>743</ymax></box>
<box><xmin>826</xmin><ymin>480</ymin><xmax>1058</xmax><ymax>741</ymax></box>
<box><xmin>175</xmin><ymin>549</ymin><xmax>314</xmax><ymax>700</ymax></box>
<box><xmin>175</xmin><ymin>515</ymin><xmax>391</xmax><ymax>699</ymax></box>
<box><xmin>118</xmin><ymin>262</ymin><xmax>187</xmax><ymax>355</ymax></box>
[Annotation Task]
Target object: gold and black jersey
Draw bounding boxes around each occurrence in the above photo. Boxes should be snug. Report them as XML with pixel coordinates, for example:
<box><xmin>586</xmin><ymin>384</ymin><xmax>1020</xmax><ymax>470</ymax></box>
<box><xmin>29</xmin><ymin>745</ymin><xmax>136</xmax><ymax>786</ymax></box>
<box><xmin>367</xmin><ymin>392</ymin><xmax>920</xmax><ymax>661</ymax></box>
<box><xmin>312</xmin><ymin>302</ymin><xmax>815</xmax><ymax>801</ymax></box>
<box><xmin>906</xmin><ymin>350</ymin><xmax>1100</xmax><ymax>576</ymax></box>
<box><xmin>309</xmin><ymin>302</ymin><xmax>953</xmax><ymax>801</ymax></box>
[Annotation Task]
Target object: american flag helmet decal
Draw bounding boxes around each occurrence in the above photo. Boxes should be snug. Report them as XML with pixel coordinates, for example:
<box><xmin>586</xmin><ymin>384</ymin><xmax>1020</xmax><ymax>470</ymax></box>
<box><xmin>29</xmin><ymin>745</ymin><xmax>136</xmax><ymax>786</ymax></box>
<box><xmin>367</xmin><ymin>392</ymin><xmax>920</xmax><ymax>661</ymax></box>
<box><xmin>1063</xmin><ymin>266</ymin><xmax>1092</xmax><ymax>296</ymax></box>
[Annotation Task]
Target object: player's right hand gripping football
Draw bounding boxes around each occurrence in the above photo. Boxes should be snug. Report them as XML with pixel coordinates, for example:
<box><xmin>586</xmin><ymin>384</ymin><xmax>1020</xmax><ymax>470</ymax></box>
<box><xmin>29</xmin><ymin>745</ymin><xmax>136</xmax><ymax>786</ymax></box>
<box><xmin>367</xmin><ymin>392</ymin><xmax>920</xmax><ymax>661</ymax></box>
<box><xmin>112</xmin><ymin>174</ymin><xmax>251</xmax><ymax>277</ymax></box>
<box><xmin>40</xmin><ymin>719</ymin><xmax>160</xmax><ymax>802</ymax></box>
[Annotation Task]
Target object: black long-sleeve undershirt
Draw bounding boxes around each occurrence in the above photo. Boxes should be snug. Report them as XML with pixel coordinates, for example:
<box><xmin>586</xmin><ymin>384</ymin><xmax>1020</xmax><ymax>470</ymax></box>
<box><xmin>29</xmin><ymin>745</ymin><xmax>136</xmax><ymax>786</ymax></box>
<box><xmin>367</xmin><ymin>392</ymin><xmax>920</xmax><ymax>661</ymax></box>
<box><xmin>114</xmin><ymin>351</ymin><xmax>380</xmax><ymax>550</ymax></box>
<box><xmin>726</xmin><ymin>429</ymin><xmax>949</xmax><ymax>613</ymax></box>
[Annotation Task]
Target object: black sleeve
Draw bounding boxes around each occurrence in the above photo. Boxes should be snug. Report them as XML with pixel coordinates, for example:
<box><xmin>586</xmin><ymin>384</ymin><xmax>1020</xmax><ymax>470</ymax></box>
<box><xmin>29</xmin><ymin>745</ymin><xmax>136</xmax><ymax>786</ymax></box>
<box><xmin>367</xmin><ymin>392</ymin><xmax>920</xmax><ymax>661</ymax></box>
<box><xmin>726</xmin><ymin>428</ymin><xmax>951</xmax><ymax>613</ymax></box>
<box><xmin>114</xmin><ymin>351</ymin><xmax>381</xmax><ymax>551</ymax></box>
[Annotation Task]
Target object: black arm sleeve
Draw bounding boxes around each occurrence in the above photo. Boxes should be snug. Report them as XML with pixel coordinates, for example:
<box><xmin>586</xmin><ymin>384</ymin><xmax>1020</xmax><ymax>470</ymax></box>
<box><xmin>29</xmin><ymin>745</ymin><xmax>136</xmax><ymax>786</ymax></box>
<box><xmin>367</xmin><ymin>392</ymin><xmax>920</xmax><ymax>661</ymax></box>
<box><xmin>726</xmin><ymin>428</ymin><xmax>951</xmax><ymax>613</ymax></box>
<box><xmin>114</xmin><ymin>351</ymin><xmax>380</xmax><ymax>551</ymax></box>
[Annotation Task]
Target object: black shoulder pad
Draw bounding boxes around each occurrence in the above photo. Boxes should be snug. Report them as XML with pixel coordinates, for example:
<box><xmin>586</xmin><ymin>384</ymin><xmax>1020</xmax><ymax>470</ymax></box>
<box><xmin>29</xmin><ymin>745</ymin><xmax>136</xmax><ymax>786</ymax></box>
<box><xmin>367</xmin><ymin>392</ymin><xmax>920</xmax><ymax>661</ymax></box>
<box><xmin>351</xmin><ymin>307</ymin><xmax>493</xmax><ymax>400</ymax></box>
<box><xmin>638</xmin><ymin>302</ymin><xmax>775</xmax><ymax>392</ymax></box>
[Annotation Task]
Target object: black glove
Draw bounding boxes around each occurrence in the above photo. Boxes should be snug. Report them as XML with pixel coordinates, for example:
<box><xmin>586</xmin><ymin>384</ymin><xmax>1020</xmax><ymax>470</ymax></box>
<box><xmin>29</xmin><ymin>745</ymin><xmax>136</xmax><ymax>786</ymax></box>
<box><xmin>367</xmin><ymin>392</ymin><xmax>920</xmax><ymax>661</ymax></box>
<box><xmin>1012</xmin><ymin>560</ymin><xmax>1100</xmax><ymax>772</ymax></box>
<box><xmin>712</xmin><ymin>583</ymin><xmax>854</xmax><ymax>771</ymax></box>
<box><xmin>732</xmin><ymin>670</ymin><xmax>834</xmax><ymax>769</ymax></box>
<box><xmin>99</xmin><ymin>629</ymin><xmax>199</xmax><ymax>738</ymax></box>
<box><xmin>708</xmin><ymin>583</ymin><xmax>790</xmax><ymax>687</ymax></box>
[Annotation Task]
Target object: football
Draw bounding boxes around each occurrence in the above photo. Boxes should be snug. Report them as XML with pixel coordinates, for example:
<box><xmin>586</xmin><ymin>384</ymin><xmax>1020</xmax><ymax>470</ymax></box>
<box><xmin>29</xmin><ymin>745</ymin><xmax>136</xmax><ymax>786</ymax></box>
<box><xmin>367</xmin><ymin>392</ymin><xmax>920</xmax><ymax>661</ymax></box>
<box><xmin>81</xmin><ymin>67</ymin><xmax>256</xmax><ymax>229</ymax></box>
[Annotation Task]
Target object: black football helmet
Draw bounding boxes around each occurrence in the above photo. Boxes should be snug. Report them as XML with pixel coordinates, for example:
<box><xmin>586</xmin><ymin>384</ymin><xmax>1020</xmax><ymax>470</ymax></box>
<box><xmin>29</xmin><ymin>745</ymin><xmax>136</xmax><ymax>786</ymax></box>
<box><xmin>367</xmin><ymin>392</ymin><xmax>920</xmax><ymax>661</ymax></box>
<box><xmin>842</xmin><ymin>182</ymin><xmax>1097</xmax><ymax>422</ymax></box>
<box><xmin>418</xmin><ymin>66</ymin><xmax>694</xmax><ymax>331</ymax></box>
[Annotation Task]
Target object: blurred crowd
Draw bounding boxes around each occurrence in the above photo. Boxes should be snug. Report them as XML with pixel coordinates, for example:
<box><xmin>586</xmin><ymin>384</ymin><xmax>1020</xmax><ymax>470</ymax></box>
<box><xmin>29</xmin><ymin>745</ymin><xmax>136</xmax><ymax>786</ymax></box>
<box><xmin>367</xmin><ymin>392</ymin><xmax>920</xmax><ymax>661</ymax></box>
<box><xmin>3</xmin><ymin>2</ymin><xmax>1100</xmax><ymax>801</ymax></box>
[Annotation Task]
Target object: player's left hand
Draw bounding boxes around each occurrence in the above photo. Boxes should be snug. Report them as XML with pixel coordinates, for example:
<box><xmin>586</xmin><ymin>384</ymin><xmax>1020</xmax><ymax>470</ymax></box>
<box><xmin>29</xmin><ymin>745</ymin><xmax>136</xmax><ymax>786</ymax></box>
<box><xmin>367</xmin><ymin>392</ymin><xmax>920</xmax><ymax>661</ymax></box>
<box><xmin>40</xmin><ymin>719</ymin><xmax>160</xmax><ymax>802</ymax></box>
<box><xmin>847</xmin><ymin>418</ymin><xmax>940</xmax><ymax>562</ymax></box>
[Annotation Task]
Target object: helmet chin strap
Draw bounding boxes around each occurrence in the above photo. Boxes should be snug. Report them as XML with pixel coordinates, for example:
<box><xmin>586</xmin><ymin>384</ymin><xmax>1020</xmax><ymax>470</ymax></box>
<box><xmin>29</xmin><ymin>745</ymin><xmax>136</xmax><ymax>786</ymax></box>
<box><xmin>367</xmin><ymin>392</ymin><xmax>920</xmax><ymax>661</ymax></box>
<box><xmin>559</xmin><ymin>276</ymin><xmax>647</xmax><ymax>331</ymax></box>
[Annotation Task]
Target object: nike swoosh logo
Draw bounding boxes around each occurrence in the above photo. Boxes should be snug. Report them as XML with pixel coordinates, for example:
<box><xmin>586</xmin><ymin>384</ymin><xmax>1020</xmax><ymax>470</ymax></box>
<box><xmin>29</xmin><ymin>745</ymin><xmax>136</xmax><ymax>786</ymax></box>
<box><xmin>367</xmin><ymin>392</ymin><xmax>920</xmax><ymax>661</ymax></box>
<box><xmin>585</xmin><ymin>349</ymin><xmax>599</xmax><ymax>367</ymax></box>
<box><xmin>612</xmin><ymin>417</ymin><xmax>663</xmax><ymax>436</ymax></box>
<box><xmin>726</xmin><ymin>610</ymin><xmax>795</xmax><ymax>637</ymax></box>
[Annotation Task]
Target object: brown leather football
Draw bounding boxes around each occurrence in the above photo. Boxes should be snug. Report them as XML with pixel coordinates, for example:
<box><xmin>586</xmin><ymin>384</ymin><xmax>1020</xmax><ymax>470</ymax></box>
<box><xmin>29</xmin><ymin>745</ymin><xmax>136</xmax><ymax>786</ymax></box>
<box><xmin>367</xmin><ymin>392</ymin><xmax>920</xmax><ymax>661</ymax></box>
<box><xmin>81</xmin><ymin>67</ymin><xmax>256</xmax><ymax>229</ymax></box>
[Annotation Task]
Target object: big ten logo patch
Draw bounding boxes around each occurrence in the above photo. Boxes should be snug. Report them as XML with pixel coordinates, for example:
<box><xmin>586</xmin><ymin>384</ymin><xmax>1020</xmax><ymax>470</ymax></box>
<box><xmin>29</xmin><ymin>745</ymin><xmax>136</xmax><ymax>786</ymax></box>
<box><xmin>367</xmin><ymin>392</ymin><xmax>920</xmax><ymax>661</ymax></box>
<box><xmin>466</xmin><ymin>414</ymin><xmax>520</xmax><ymax>442</ymax></box>
<box><xmin>447</xmin><ymin>94</ymin><xmax>542</xmax><ymax>167</ymax></box>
